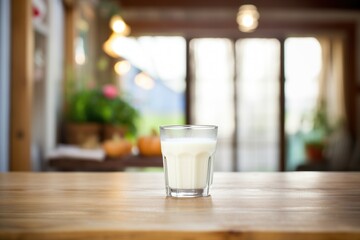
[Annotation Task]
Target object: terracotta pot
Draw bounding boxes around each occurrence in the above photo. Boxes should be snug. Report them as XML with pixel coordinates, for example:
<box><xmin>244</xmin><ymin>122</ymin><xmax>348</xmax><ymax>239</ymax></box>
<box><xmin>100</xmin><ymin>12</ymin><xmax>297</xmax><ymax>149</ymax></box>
<box><xmin>64</xmin><ymin>123</ymin><xmax>102</xmax><ymax>147</ymax></box>
<box><xmin>305</xmin><ymin>142</ymin><xmax>325</xmax><ymax>163</ymax></box>
<box><xmin>103</xmin><ymin>125</ymin><xmax>127</xmax><ymax>140</ymax></box>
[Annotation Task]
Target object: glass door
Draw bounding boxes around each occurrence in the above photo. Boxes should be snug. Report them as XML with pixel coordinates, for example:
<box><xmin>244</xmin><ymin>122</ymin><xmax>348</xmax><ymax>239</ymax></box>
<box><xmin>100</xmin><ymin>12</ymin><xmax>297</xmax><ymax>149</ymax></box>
<box><xmin>190</xmin><ymin>36</ymin><xmax>332</xmax><ymax>172</ymax></box>
<box><xmin>190</xmin><ymin>38</ymin><xmax>235</xmax><ymax>171</ymax></box>
<box><xmin>190</xmin><ymin>38</ymin><xmax>280</xmax><ymax>171</ymax></box>
<box><xmin>235</xmin><ymin>39</ymin><xmax>280</xmax><ymax>171</ymax></box>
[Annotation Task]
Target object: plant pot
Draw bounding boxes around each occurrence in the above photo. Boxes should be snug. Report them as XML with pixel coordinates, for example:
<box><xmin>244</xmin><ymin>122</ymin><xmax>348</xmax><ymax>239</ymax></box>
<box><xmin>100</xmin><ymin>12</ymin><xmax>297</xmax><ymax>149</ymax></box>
<box><xmin>64</xmin><ymin>123</ymin><xmax>102</xmax><ymax>147</ymax></box>
<box><xmin>305</xmin><ymin>142</ymin><xmax>325</xmax><ymax>163</ymax></box>
<box><xmin>103</xmin><ymin>125</ymin><xmax>127</xmax><ymax>140</ymax></box>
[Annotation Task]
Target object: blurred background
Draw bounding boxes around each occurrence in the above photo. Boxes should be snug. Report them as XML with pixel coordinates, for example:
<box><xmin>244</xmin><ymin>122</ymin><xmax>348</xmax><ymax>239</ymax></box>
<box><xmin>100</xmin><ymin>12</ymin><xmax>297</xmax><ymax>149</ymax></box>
<box><xmin>0</xmin><ymin>0</ymin><xmax>359</xmax><ymax>172</ymax></box>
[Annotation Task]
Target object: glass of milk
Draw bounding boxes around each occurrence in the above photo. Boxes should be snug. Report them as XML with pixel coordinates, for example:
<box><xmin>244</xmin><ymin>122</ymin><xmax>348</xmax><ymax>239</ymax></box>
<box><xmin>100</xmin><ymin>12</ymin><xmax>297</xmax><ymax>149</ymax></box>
<box><xmin>160</xmin><ymin>125</ymin><xmax>218</xmax><ymax>198</ymax></box>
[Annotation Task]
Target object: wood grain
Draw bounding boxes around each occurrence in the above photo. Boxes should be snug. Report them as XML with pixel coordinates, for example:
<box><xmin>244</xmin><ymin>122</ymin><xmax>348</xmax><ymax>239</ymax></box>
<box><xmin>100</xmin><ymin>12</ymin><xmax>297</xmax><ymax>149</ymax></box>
<box><xmin>0</xmin><ymin>172</ymin><xmax>360</xmax><ymax>240</ymax></box>
<box><xmin>62</xmin><ymin>2</ymin><xmax>76</xmax><ymax>115</ymax></box>
<box><xmin>48</xmin><ymin>155</ymin><xmax>163</xmax><ymax>171</ymax></box>
<box><xmin>9</xmin><ymin>0</ymin><xmax>33</xmax><ymax>171</ymax></box>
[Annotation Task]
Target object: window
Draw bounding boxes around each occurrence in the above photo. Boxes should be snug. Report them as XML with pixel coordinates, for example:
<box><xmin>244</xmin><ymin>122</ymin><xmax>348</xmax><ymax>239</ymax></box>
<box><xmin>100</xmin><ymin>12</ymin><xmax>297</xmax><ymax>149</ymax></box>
<box><xmin>118</xmin><ymin>35</ymin><xmax>342</xmax><ymax>172</ymax></box>
<box><xmin>236</xmin><ymin>39</ymin><xmax>280</xmax><ymax>171</ymax></box>
<box><xmin>190</xmin><ymin>36</ymin><xmax>334</xmax><ymax>171</ymax></box>
<box><xmin>191</xmin><ymin>38</ymin><xmax>235</xmax><ymax>171</ymax></box>
<box><xmin>110</xmin><ymin>36</ymin><xmax>186</xmax><ymax>135</ymax></box>
<box><xmin>190</xmin><ymin>38</ymin><xmax>280</xmax><ymax>171</ymax></box>
<box><xmin>285</xmin><ymin>38</ymin><xmax>323</xmax><ymax>170</ymax></box>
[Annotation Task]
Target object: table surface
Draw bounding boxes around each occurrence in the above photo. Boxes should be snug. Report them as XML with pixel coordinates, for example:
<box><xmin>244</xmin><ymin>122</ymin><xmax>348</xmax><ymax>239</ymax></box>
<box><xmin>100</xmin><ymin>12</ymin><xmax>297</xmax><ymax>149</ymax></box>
<box><xmin>48</xmin><ymin>155</ymin><xmax>163</xmax><ymax>171</ymax></box>
<box><xmin>1</xmin><ymin>172</ymin><xmax>360</xmax><ymax>240</ymax></box>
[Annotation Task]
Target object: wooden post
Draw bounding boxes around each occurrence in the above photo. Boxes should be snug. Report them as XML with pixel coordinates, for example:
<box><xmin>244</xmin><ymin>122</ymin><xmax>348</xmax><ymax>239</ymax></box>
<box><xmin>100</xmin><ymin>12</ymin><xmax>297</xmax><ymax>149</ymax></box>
<box><xmin>59</xmin><ymin>1</ymin><xmax>76</xmax><ymax>144</ymax></box>
<box><xmin>64</xmin><ymin>1</ymin><xmax>75</xmax><ymax>72</ymax></box>
<box><xmin>10</xmin><ymin>0</ymin><xmax>33</xmax><ymax>171</ymax></box>
<box><xmin>279</xmin><ymin>37</ymin><xmax>286</xmax><ymax>172</ymax></box>
<box><xmin>231</xmin><ymin>39</ymin><xmax>238</xmax><ymax>172</ymax></box>
<box><xmin>63</xmin><ymin>1</ymin><xmax>76</xmax><ymax>108</ymax></box>
<box><xmin>185</xmin><ymin>38</ymin><xmax>191</xmax><ymax>124</ymax></box>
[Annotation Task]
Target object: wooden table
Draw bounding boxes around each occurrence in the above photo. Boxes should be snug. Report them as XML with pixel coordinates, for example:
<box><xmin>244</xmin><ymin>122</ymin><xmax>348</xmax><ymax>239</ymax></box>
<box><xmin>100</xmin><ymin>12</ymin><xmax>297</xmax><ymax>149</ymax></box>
<box><xmin>48</xmin><ymin>155</ymin><xmax>163</xmax><ymax>171</ymax></box>
<box><xmin>1</xmin><ymin>172</ymin><xmax>360</xmax><ymax>240</ymax></box>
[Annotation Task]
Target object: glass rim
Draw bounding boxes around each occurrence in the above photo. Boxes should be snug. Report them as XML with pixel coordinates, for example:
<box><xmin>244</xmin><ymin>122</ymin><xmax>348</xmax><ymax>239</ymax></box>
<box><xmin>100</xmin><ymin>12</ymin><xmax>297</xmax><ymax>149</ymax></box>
<box><xmin>160</xmin><ymin>125</ymin><xmax>218</xmax><ymax>130</ymax></box>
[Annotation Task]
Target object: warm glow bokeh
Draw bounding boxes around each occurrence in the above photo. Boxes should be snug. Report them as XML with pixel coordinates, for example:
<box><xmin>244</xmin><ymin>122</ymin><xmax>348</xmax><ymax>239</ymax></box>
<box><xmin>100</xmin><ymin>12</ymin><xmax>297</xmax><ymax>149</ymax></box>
<box><xmin>109</xmin><ymin>15</ymin><xmax>131</xmax><ymax>36</ymax></box>
<box><xmin>114</xmin><ymin>60</ymin><xmax>131</xmax><ymax>75</ymax></box>
<box><xmin>134</xmin><ymin>72</ymin><xmax>155</xmax><ymax>90</ymax></box>
<box><xmin>236</xmin><ymin>4</ymin><xmax>260</xmax><ymax>32</ymax></box>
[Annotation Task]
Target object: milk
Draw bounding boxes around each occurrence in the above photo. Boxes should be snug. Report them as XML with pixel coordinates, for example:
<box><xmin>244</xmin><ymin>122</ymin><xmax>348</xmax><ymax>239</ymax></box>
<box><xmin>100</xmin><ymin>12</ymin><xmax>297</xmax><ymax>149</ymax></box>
<box><xmin>161</xmin><ymin>138</ymin><xmax>216</xmax><ymax>189</ymax></box>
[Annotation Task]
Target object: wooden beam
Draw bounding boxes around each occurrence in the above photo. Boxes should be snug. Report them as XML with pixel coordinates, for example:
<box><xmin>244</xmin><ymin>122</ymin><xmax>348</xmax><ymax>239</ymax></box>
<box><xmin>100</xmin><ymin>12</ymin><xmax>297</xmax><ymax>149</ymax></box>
<box><xmin>127</xmin><ymin>19</ymin><xmax>357</xmax><ymax>38</ymax></box>
<box><xmin>10</xmin><ymin>0</ymin><xmax>33</xmax><ymax>171</ymax></box>
<box><xmin>120</xmin><ymin>0</ymin><xmax>360</xmax><ymax>10</ymax></box>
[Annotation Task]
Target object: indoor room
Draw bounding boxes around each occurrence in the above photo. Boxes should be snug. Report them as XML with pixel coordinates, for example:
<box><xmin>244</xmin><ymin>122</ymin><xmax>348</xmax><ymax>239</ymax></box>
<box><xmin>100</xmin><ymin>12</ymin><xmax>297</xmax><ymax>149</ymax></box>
<box><xmin>0</xmin><ymin>0</ymin><xmax>359</xmax><ymax>239</ymax></box>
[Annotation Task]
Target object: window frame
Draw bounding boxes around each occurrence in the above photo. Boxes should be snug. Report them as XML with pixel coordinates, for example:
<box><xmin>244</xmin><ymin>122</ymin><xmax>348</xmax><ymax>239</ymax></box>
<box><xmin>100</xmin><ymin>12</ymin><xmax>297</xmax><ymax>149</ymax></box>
<box><xmin>184</xmin><ymin>22</ymin><xmax>356</xmax><ymax>171</ymax></box>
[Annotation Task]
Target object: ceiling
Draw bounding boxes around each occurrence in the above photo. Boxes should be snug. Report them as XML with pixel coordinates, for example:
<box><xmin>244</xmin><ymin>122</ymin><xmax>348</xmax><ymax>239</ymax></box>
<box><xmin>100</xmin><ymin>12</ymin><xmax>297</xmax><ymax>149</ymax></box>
<box><xmin>115</xmin><ymin>0</ymin><xmax>360</xmax><ymax>36</ymax></box>
<box><xmin>119</xmin><ymin>0</ymin><xmax>360</xmax><ymax>10</ymax></box>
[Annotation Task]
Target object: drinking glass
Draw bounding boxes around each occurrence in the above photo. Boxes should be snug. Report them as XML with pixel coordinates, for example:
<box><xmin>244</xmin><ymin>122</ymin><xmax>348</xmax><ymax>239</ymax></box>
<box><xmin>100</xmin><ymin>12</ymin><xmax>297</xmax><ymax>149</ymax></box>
<box><xmin>160</xmin><ymin>125</ymin><xmax>218</xmax><ymax>198</ymax></box>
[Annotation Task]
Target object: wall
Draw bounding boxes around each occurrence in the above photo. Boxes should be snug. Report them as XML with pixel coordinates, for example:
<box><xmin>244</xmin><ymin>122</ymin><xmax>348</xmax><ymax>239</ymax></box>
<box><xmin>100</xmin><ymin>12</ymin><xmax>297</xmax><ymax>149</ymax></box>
<box><xmin>31</xmin><ymin>0</ymin><xmax>64</xmax><ymax>170</ymax></box>
<box><xmin>0</xmin><ymin>0</ymin><xmax>10</xmax><ymax>172</ymax></box>
<box><xmin>44</xmin><ymin>0</ymin><xmax>64</xmax><ymax>160</ymax></box>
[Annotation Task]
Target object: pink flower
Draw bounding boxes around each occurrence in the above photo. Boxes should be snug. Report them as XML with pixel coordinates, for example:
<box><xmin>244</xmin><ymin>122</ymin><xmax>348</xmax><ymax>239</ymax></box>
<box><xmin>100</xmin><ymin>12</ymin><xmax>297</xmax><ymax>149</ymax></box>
<box><xmin>102</xmin><ymin>84</ymin><xmax>118</xmax><ymax>99</ymax></box>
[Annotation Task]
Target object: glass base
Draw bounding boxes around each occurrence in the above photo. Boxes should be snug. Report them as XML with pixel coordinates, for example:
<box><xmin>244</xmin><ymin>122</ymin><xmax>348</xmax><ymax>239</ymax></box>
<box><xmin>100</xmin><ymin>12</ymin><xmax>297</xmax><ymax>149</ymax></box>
<box><xmin>166</xmin><ymin>187</ymin><xmax>210</xmax><ymax>198</ymax></box>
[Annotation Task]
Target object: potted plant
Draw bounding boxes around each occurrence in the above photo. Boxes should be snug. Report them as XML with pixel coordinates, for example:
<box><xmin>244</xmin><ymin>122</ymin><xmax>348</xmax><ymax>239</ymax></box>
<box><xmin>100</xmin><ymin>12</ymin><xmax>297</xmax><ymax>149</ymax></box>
<box><xmin>303</xmin><ymin>101</ymin><xmax>331</xmax><ymax>163</ymax></box>
<box><xmin>65</xmin><ymin>89</ymin><xmax>102</xmax><ymax>147</ymax></box>
<box><xmin>65</xmin><ymin>85</ymin><xmax>139</xmax><ymax>146</ymax></box>
<box><xmin>97</xmin><ymin>85</ymin><xmax>139</xmax><ymax>140</ymax></box>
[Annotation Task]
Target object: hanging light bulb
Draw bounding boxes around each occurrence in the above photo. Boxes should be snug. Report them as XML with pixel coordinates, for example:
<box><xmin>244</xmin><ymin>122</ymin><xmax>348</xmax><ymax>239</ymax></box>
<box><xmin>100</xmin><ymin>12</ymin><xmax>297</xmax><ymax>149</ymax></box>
<box><xmin>237</xmin><ymin>4</ymin><xmax>260</xmax><ymax>33</ymax></box>
<box><xmin>104</xmin><ymin>15</ymin><xmax>131</xmax><ymax>58</ymax></box>
<box><xmin>103</xmin><ymin>32</ymin><xmax>128</xmax><ymax>58</ymax></box>
<box><xmin>110</xmin><ymin>15</ymin><xmax>131</xmax><ymax>36</ymax></box>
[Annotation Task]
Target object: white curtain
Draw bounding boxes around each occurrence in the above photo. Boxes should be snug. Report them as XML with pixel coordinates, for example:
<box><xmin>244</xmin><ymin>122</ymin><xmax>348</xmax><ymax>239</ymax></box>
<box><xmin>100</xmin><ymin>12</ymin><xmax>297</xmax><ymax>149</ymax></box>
<box><xmin>317</xmin><ymin>36</ymin><xmax>346</xmax><ymax>130</ymax></box>
<box><xmin>318</xmin><ymin>36</ymin><xmax>354</xmax><ymax>170</ymax></box>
